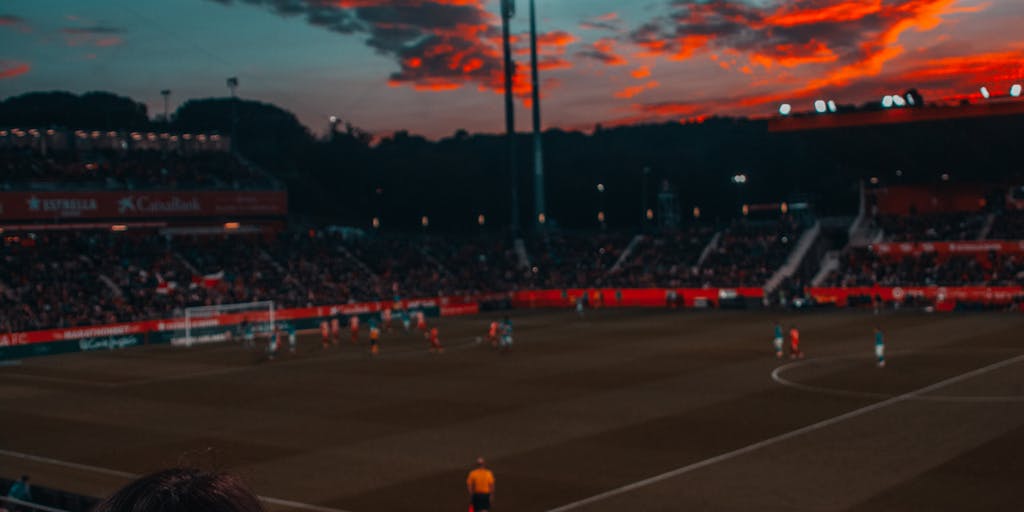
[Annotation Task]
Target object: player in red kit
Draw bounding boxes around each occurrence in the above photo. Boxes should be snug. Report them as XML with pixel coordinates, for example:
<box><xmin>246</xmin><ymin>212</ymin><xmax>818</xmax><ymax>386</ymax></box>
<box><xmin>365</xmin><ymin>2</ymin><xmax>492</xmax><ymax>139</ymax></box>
<box><xmin>349</xmin><ymin>315</ymin><xmax>360</xmax><ymax>343</ymax></box>
<box><xmin>320</xmin><ymin>320</ymin><xmax>330</xmax><ymax>349</ymax></box>
<box><xmin>427</xmin><ymin>327</ymin><xmax>443</xmax><ymax>354</ymax></box>
<box><xmin>789</xmin><ymin>325</ymin><xmax>803</xmax><ymax>359</ymax></box>
<box><xmin>416</xmin><ymin>311</ymin><xmax>427</xmax><ymax>332</ymax></box>
<box><xmin>488</xmin><ymin>321</ymin><xmax>499</xmax><ymax>348</ymax></box>
<box><xmin>330</xmin><ymin>316</ymin><xmax>340</xmax><ymax>345</ymax></box>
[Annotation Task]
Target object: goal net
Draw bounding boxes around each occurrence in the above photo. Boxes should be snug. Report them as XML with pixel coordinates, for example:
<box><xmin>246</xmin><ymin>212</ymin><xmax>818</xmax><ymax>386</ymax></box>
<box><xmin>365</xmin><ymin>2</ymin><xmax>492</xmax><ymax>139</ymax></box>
<box><xmin>179</xmin><ymin>301</ymin><xmax>276</xmax><ymax>347</ymax></box>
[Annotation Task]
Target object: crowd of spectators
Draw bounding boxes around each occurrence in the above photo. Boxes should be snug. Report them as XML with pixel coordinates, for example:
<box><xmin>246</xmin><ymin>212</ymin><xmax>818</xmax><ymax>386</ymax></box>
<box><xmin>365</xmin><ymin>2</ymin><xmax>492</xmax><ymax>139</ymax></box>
<box><xmin>0</xmin><ymin>148</ymin><xmax>276</xmax><ymax>191</ymax></box>
<box><xmin>3</xmin><ymin>220</ymin><xmax>819</xmax><ymax>332</ymax></box>
<box><xmin>606</xmin><ymin>226</ymin><xmax>716</xmax><ymax>288</ymax></box>
<box><xmin>874</xmin><ymin>212</ymin><xmax>986</xmax><ymax>241</ymax></box>
<box><xmin>523</xmin><ymin>232</ymin><xmax>633</xmax><ymax>289</ymax></box>
<box><xmin>824</xmin><ymin>248</ymin><xmax>1024</xmax><ymax>287</ymax></box>
<box><xmin>695</xmin><ymin>218</ymin><xmax>804</xmax><ymax>287</ymax></box>
<box><xmin>989</xmin><ymin>210</ymin><xmax>1024</xmax><ymax>240</ymax></box>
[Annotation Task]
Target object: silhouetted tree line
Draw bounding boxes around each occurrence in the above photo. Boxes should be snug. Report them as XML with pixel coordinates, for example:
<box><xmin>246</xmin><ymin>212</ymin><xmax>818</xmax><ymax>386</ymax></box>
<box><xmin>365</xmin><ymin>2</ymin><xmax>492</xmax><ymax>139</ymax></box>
<box><xmin>2</xmin><ymin>90</ymin><xmax>1022</xmax><ymax>232</ymax></box>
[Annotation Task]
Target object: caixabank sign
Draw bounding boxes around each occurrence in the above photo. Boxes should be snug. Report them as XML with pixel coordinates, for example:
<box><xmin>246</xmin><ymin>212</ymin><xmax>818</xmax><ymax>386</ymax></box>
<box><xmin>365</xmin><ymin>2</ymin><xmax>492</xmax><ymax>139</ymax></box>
<box><xmin>0</xmin><ymin>191</ymin><xmax>287</xmax><ymax>220</ymax></box>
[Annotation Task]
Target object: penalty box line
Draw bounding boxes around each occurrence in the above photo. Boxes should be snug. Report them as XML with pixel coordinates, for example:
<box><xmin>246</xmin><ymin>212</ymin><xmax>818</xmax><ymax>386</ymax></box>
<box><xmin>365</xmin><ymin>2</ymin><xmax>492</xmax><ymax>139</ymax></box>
<box><xmin>546</xmin><ymin>352</ymin><xmax>1024</xmax><ymax>512</ymax></box>
<box><xmin>0</xmin><ymin>448</ymin><xmax>354</xmax><ymax>512</ymax></box>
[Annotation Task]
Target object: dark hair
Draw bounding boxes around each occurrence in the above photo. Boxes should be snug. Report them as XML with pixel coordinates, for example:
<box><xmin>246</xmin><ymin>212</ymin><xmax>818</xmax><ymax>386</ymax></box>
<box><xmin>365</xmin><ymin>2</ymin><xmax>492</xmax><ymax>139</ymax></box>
<box><xmin>93</xmin><ymin>468</ymin><xmax>263</xmax><ymax>512</ymax></box>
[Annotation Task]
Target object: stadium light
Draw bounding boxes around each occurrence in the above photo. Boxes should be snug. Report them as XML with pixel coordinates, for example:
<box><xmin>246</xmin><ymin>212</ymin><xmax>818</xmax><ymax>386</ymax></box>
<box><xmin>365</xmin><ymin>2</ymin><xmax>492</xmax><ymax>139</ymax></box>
<box><xmin>779</xmin><ymin>103</ymin><xmax>792</xmax><ymax>115</ymax></box>
<box><xmin>596</xmin><ymin>183</ymin><xmax>605</xmax><ymax>192</ymax></box>
<box><xmin>896</xmin><ymin>169</ymin><xmax>904</xmax><ymax>177</ymax></box>
<box><xmin>882</xmin><ymin>95</ymin><xmax>894</xmax><ymax>108</ymax></box>
<box><xmin>224</xmin><ymin>222</ymin><xmax>240</xmax><ymax>230</ymax></box>
<box><xmin>1011</xmin><ymin>84</ymin><xmax>1022</xmax><ymax>98</ymax></box>
<box><xmin>827</xmin><ymin>100</ymin><xmax>837</xmax><ymax>113</ymax></box>
<box><xmin>980</xmin><ymin>86</ymin><xmax>990</xmax><ymax>99</ymax></box>
<box><xmin>814</xmin><ymin>100</ymin><xmax>827</xmax><ymax>113</ymax></box>
<box><xmin>941</xmin><ymin>173</ymin><xmax>950</xmax><ymax>181</ymax></box>
<box><xmin>892</xmin><ymin>95</ymin><xmax>906</xmax><ymax>107</ymax></box>
<box><xmin>329</xmin><ymin>115</ymin><xmax>338</xmax><ymax>124</ymax></box>
<box><xmin>731</xmin><ymin>173</ymin><xmax>747</xmax><ymax>184</ymax></box>
<box><xmin>870</xmin><ymin>176</ymin><xmax>879</xmax><ymax>185</ymax></box>
<box><xmin>905</xmin><ymin>93</ymin><xmax>916</xmax><ymax>106</ymax></box>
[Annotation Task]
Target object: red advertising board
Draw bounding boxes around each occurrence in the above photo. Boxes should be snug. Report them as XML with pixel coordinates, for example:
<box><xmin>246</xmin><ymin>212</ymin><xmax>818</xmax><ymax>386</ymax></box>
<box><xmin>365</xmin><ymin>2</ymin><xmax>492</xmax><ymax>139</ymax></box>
<box><xmin>871</xmin><ymin>240</ymin><xmax>1024</xmax><ymax>256</ymax></box>
<box><xmin>0</xmin><ymin>191</ymin><xmax>287</xmax><ymax>220</ymax></box>
<box><xmin>511</xmin><ymin>287</ymin><xmax>764</xmax><ymax>309</ymax></box>
<box><xmin>807</xmin><ymin>286</ymin><xmax>1023</xmax><ymax>307</ymax></box>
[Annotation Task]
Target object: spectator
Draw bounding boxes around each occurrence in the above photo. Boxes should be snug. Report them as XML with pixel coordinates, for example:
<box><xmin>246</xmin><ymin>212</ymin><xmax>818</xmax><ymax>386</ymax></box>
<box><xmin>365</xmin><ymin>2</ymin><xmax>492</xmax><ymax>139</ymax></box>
<box><xmin>93</xmin><ymin>468</ymin><xmax>263</xmax><ymax>512</ymax></box>
<box><xmin>6</xmin><ymin>475</ymin><xmax>31</xmax><ymax>505</ymax></box>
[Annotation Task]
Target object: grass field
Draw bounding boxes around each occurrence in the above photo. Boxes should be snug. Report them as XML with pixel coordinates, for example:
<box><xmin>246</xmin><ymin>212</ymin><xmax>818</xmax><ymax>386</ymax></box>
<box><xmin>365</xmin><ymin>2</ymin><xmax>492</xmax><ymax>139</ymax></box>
<box><xmin>2</xmin><ymin>309</ymin><xmax>1024</xmax><ymax>511</ymax></box>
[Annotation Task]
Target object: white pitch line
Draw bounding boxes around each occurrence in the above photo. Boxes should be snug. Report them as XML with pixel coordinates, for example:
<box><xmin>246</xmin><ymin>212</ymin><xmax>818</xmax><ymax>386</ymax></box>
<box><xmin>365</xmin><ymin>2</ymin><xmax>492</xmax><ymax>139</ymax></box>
<box><xmin>772</xmin><ymin>353</ymin><xmax>1024</xmax><ymax>403</ymax></box>
<box><xmin>546</xmin><ymin>352</ymin><xmax>1024</xmax><ymax>512</ymax></box>
<box><xmin>0</xmin><ymin>448</ymin><xmax>354</xmax><ymax>512</ymax></box>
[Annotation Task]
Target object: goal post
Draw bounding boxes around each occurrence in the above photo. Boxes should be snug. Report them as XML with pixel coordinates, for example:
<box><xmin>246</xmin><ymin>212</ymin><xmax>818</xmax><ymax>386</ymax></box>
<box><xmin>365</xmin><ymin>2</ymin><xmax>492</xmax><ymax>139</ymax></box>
<box><xmin>182</xmin><ymin>301</ymin><xmax>275</xmax><ymax>347</ymax></box>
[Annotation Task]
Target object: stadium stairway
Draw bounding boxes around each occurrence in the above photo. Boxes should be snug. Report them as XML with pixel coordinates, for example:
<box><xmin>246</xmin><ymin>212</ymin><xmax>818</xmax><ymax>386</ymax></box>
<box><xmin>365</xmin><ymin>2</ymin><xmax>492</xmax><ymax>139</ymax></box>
<box><xmin>514</xmin><ymin>238</ymin><xmax>530</xmax><ymax>268</ymax></box>
<box><xmin>695</xmin><ymin>231</ymin><xmax>722</xmax><ymax>268</ymax></box>
<box><xmin>609</xmin><ymin>234</ymin><xmax>644</xmax><ymax>273</ymax></box>
<box><xmin>979</xmin><ymin>212</ymin><xmax>996</xmax><ymax>240</ymax></box>
<box><xmin>764</xmin><ymin>220</ymin><xmax>821</xmax><ymax>294</ymax></box>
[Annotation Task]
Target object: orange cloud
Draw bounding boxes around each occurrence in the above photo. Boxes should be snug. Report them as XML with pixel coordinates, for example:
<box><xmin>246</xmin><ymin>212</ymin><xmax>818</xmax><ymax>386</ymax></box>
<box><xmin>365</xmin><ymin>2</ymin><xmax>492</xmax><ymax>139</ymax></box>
<box><xmin>631</xmin><ymin>66</ymin><xmax>651</xmax><ymax>79</ymax></box>
<box><xmin>763</xmin><ymin>0</ymin><xmax>883</xmax><ymax>27</ymax></box>
<box><xmin>579</xmin><ymin>37</ymin><xmax>628</xmax><ymax>66</ymax></box>
<box><xmin>0</xmin><ymin>60</ymin><xmax>30</xmax><ymax>80</ymax></box>
<box><xmin>615</xmin><ymin>85</ymin><xmax>647</xmax><ymax>99</ymax></box>
<box><xmin>750</xmin><ymin>40</ymin><xmax>839</xmax><ymax>69</ymax></box>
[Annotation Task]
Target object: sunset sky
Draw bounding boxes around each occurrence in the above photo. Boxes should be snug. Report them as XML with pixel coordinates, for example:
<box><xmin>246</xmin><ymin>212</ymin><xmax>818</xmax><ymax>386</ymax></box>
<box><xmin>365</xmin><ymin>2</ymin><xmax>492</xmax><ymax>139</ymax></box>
<box><xmin>1</xmin><ymin>0</ymin><xmax>1022</xmax><ymax>138</ymax></box>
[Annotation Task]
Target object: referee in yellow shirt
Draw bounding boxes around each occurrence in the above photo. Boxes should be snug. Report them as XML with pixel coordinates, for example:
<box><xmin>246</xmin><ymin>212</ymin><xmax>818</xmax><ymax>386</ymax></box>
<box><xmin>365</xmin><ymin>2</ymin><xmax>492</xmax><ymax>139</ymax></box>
<box><xmin>466</xmin><ymin>456</ymin><xmax>495</xmax><ymax>511</ymax></box>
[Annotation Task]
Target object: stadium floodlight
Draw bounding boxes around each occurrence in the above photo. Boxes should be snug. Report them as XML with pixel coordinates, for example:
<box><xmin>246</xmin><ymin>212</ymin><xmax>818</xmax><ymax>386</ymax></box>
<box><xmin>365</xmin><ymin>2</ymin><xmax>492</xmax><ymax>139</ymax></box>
<box><xmin>896</xmin><ymin>169</ymin><xmax>903</xmax><ymax>177</ymax></box>
<box><xmin>814</xmin><ymin>100</ymin><xmax>827</xmax><ymax>113</ymax></box>
<box><xmin>731</xmin><ymin>173</ymin><xmax>747</xmax><ymax>184</ymax></box>
<box><xmin>980</xmin><ymin>86</ymin><xmax>990</xmax><ymax>99</ymax></box>
<box><xmin>779</xmin><ymin>103</ymin><xmax>792</xmax><ymax>115</ymax></box>
<box><xmin>827</xmin><ymin>100</ymin><xmax>837</xmax><ymax>113</ymax></box>
<box><xmin>892</xmin><ymin>95</ymin><xmax>906</xmax><ymax>107</ymax></box>
<box><xmin>882</xmin><ymin>95</ymin><xmax>894</xmax><ymax>108</ymax></box>
<box><xmin>870</xmin><ymin>176</ymin><xmax>879</xmax><ymax>185</ymax></box>
<box><xmin>329</xmin><ymin>115</ymin><xmax>338</xmax><ymax>124</ymax></box>
<box><xmin>596</xmin><ymin>183</ymin><xmax>605</xmax><ymax>192</ymax></box>
<box><xmin>1011</xmin><ymin>84</ymin><xmax>1022</xmax><ymax>97</ymax></box>
<box><xmin>941</xmin><ymin>173</ymin><xmax>950</xmax><ymax>181</ymax></box>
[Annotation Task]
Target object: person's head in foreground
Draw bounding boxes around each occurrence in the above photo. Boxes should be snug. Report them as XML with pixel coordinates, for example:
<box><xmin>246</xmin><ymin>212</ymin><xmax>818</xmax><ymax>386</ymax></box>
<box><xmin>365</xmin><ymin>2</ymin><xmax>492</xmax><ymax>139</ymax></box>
<box><xmin>94</xmin><ymin>468</ymin><xmax>264</xmax><ymax>512</ymax></box>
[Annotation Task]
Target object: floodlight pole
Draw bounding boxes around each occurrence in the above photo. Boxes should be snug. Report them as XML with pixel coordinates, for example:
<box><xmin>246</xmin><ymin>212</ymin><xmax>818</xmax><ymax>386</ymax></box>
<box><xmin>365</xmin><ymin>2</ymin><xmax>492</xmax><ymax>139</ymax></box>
<box><xmin>528</xmin><ymin>0</ymin><xmax>545</xmax><ymax>230</ymax></box>
<box><xmin>500</xmin><ymin>0</ymin><xmax>520</xmax><ymax>233</ymax></box>
<box><xmin>161</xmin><ymin>89</ymin><xmax>171</xmax><ymax>125</ymax></box>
